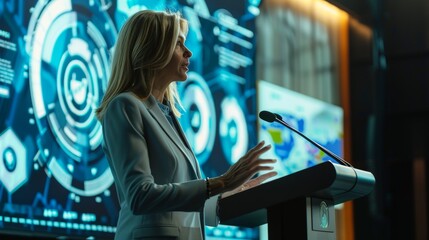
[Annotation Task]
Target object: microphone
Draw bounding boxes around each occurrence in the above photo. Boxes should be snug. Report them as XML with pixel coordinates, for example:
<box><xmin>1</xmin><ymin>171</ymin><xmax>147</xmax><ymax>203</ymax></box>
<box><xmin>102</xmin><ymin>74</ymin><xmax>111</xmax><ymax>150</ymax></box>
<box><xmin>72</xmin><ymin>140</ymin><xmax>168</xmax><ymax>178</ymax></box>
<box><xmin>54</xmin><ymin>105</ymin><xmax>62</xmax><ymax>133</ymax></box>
<box><xmin>259</xmin><ymin>110</ymin><xmax>353</xmax><ymax>167</ymax></box>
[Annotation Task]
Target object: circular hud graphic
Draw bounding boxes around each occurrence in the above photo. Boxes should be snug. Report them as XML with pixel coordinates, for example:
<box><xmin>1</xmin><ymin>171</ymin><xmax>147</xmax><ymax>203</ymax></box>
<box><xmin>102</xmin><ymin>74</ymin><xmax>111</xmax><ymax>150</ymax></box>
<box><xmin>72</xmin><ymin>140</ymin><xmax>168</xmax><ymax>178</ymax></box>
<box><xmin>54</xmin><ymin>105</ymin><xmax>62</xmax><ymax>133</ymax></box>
<box><xmin>178</xmin><ymin>72</ymin><xmax>216</xmax><ymax>165</ymax></box>
<box><xmin>219</xmin><ymin>96</ymin><xmax>248</xmax><ymax>164</ymax></box>
<box><xmin>26</xmin><ymin>0</ymin><xmax>117</xmax><ymax>196</ymax></box>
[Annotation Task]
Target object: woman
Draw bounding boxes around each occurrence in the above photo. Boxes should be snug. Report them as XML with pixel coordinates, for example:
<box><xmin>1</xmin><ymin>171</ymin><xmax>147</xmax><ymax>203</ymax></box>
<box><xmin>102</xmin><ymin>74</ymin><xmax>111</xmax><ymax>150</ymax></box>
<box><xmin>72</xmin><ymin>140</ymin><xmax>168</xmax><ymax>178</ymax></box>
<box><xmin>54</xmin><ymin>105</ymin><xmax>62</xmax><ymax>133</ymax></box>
<box><xmin>96</xmin><ymin>10</ymin><xmax>276</xmax><ymax>240</ymax></box>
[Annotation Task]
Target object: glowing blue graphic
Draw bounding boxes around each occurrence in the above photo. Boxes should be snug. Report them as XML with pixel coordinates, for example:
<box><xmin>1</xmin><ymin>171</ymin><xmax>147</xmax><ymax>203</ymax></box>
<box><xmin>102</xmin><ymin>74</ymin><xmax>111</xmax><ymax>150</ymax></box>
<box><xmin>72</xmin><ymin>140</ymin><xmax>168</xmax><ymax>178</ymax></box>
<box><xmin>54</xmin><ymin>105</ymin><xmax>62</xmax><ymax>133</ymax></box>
<box><xmin>0</xmin><ymin>0</ymin><xmax>119</xmax><ymax>238</ymax></box>
<box><xmin>178</xmin><ymin>72</ymin><xmax>216</xmax><ymax>166</ymax></box>
<box><xmin>219</xmin><ymin>96</ymin><xmax>248</xmax><ymax>164</ymax></box>
<box><xmin>0</xmin><ymin>128</ymin><xmax>27</xmax><ymax>193</ymax></box>
<box><xmin>26</xmin><ymin>0</ymin><xmax>116</xmax><ymax>197</ymax></box>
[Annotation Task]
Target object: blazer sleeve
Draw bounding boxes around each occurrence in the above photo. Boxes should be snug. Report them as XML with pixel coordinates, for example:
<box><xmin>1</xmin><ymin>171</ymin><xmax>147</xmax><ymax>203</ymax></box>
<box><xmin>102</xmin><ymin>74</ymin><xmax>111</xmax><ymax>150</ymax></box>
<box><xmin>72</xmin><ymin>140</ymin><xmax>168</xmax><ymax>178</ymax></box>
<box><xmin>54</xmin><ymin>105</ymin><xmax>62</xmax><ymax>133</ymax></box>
<box><xmin>102</xmin><ymin>95</ymin><xmax>207</xmax><ymax>215</ymax></box>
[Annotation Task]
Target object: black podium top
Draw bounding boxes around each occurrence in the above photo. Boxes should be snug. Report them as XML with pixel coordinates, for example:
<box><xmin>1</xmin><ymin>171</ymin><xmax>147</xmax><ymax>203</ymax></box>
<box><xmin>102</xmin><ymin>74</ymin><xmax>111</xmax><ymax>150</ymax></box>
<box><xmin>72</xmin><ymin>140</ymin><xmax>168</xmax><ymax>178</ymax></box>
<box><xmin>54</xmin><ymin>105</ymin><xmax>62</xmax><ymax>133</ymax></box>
<box><xmin>219</xmin><ymin>161</ymin><xmax>375</xmax><ymax>227</ymax></box>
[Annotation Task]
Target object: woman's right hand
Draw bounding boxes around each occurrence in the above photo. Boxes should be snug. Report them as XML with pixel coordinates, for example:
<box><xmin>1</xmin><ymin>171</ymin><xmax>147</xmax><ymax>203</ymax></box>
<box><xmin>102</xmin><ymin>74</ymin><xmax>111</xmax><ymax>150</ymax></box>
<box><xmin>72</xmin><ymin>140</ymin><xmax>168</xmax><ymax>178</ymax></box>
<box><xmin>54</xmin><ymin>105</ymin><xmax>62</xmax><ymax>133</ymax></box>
<box><xmin>208</xmin><ymin>141</ymin><xmax>277</xmax><ymax>196</ymax></box>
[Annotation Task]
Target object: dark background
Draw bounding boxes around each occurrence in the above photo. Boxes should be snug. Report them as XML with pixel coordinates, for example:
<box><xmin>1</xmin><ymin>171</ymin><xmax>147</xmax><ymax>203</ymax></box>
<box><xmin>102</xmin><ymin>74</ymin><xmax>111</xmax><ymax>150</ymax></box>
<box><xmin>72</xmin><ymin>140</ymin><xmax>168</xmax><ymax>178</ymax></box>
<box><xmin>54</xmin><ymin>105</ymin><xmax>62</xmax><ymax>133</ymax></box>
<box><xmin>327</xmin><ymin>0</ymin><xmax>429</xmax><ymax>239</ymax></box>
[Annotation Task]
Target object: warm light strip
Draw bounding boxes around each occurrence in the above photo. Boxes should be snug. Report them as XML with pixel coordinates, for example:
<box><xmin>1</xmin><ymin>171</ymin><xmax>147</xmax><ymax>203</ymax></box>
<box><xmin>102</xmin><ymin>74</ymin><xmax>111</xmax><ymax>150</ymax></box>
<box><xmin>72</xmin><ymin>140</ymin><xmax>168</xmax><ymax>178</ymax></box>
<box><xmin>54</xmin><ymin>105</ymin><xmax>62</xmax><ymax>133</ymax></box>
<box><xmin>338</xmin><ymin>9</ymin><xmax>355</xmax><ymax>240</ymax></box>
<box><xmin>265</xmin><ymin>0</ymin><xmax>348</xmax><ymax>24</ymax></box>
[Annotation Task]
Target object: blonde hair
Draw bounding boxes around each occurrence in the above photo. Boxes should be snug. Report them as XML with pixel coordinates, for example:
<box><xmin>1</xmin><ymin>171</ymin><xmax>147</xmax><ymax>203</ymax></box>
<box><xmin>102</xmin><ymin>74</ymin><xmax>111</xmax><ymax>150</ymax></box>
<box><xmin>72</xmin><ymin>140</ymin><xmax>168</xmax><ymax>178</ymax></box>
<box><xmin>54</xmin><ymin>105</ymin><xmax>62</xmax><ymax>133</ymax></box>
<box><xmin>96</xmin><ymin>10</ymin><xmax>187</xmax><ymax>120</ymax></box>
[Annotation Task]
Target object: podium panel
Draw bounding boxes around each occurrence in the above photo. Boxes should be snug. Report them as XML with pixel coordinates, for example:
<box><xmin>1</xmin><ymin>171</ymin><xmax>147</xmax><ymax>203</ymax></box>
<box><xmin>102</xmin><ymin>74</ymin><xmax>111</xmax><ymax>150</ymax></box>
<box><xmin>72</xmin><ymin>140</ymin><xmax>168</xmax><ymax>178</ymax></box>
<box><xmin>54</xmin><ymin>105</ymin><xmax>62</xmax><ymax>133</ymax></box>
<box><xmin>267</xmin><ymin>198</ymin><xmax>335</xmax><ymax>240</ymax></box>
<box><xmin>219</xmin><ymin>161</ymin><xmax>375</xmax><ymax>240</ymax></box>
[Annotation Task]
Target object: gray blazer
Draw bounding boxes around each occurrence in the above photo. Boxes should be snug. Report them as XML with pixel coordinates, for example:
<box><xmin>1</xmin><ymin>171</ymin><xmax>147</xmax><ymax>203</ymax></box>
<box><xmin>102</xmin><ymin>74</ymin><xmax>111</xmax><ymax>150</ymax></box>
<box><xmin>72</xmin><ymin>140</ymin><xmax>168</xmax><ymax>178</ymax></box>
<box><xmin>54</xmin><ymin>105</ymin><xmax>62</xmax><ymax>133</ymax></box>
<box><xmin>102</xmin><ymin>92</ymin><xmax>207</xmax><ymax>240</ymax></box>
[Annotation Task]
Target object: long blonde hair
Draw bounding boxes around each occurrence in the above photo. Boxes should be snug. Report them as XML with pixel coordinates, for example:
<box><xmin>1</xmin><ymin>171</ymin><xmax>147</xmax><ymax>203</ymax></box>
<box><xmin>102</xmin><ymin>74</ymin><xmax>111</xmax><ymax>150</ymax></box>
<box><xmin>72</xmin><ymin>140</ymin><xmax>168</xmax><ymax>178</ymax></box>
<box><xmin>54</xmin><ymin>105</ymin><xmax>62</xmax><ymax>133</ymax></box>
<box><xmin>96</xmin><ymin>10</ymin><xmax>187</xmax><ymax>120</ymax></box>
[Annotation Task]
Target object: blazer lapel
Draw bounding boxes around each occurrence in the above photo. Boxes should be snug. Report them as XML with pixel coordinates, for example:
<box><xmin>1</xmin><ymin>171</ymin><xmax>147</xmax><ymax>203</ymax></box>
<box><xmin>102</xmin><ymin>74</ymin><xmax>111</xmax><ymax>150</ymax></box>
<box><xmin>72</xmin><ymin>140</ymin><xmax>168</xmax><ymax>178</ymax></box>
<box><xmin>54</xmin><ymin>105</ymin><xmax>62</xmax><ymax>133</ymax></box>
<box><xmin>144</xmin><ymin>96</ymin><xmax>201</xmax><ymax>178</ymax></box>
<box><xmin>170</xmin><ymin>112</ymin><xmax>203</xmax><ymax>179</ymax></box>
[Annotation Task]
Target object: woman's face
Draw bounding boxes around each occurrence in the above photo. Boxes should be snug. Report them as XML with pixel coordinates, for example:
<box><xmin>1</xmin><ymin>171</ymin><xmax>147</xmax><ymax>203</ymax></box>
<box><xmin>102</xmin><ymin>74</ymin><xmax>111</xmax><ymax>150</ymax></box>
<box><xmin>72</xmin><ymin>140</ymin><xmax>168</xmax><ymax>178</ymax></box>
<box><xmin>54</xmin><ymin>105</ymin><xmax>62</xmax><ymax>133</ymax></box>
<box><xmin>161</xmin><ymin>29</ymin><xmax>192</xmax><ymax>83</ymax></box>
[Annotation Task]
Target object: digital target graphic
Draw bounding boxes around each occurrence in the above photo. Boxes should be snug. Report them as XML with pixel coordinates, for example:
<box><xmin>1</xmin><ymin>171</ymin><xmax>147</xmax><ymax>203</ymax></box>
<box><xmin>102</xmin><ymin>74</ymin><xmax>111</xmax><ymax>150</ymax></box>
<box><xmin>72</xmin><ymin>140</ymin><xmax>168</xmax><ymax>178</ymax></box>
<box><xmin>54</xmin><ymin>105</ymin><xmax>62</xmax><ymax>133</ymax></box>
<box><xmin>178</xmin><ymin>72</ymin><xmax>216</xmax><ymax>166</ymax></box>
<box><xmin>219</xmin><ymin>96</ymin><xmax>249</xmax><ymax>165</ymax></box>
<box><xmin>26</xmin><ymin>0</ymin><xmax>117</xmax><ymax>197</ymax></box>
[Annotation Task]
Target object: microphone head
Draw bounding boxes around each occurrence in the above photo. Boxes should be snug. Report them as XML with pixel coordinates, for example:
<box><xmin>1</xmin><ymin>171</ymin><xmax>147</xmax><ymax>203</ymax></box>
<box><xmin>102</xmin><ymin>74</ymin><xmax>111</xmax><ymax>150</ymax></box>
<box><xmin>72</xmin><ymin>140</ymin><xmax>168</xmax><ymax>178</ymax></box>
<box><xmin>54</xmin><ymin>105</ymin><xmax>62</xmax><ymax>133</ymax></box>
<box><xmin>274</xmin><ymin>113</ymin><xmax>283</xmax><ymax>120</ymax></box>
<box><xmin>259</xmin><ymin>110</ymin><xmax>276</xmax><ymax>123</ymax></box>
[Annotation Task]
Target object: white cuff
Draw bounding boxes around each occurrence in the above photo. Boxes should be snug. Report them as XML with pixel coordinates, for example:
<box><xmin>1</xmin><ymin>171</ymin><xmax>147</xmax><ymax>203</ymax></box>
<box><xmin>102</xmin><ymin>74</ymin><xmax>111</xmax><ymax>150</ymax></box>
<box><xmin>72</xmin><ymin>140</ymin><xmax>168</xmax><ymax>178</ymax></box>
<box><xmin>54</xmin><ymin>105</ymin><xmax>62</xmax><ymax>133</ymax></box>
<box><xmin>204</xmin><ymin>194</ymin><xmax>220</xmax><ymax>226</ymax></box>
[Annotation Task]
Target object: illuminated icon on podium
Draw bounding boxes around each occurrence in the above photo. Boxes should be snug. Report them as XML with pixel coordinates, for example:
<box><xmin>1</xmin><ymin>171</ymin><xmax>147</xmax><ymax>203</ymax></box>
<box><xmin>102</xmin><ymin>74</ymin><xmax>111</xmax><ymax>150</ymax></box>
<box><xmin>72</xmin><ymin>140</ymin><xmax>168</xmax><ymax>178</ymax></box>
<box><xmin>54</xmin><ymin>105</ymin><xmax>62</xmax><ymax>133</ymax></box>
<box><xmin>319</xmin><ymin>201</ymin><xmax>329</xmax><ymax>229</ymax></box>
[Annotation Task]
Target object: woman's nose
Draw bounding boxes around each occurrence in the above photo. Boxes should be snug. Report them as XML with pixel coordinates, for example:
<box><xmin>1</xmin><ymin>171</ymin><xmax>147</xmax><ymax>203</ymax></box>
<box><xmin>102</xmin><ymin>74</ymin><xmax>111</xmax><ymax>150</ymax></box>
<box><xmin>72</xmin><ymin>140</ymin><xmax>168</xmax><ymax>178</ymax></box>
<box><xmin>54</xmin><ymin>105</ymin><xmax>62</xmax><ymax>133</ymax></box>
<box><xmin>184</xmin><ymin>47</ymin><xmax>192</xmax><ymax>58</ymax></box>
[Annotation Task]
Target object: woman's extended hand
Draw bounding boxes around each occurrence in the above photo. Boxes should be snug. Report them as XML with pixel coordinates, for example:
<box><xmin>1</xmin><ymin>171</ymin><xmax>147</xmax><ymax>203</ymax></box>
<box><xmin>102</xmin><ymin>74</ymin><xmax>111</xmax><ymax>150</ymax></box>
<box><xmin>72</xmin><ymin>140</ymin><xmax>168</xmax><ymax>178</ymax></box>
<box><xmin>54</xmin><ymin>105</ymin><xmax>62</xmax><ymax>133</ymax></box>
<box><xmin>208</xmin><ymin>141</ymin><xmax>277</xmax><ymax>196</ymax></box>
<box><xmin>221</xmin><ymin>171</ymin><xmax>277</xmax><ymax>198</ymax></box>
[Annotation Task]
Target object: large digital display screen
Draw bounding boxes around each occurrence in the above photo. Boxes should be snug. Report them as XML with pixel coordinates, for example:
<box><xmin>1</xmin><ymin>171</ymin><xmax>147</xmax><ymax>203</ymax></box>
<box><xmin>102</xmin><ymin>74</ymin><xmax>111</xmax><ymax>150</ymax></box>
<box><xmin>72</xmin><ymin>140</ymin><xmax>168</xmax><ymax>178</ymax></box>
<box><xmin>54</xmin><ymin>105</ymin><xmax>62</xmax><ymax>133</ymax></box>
<box><xmin>257</xmin><ymin>80</ymin><xmax>344</xmax><ymax>181</ymax></box>
<box><xmin>0</xmin><ymin>0</ymin><xmax>118</xmax><ymax>238</ymax></box>
<box><xmin>0</xmin><ymin>0</ymin><xmax>260</xmax><ymax>239</ymax></box>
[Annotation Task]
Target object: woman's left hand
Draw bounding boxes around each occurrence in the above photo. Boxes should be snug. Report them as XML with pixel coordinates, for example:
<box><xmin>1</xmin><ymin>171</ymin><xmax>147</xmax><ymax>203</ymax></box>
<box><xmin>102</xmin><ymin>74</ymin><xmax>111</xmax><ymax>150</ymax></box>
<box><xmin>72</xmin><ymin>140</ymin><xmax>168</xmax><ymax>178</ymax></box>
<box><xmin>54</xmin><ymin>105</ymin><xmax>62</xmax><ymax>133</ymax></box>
<box><xmin>207</xmin><ymin>141</ymin><xmax>277</xmax><ymax>197</ymax></box>
<box><xmin>221</xmin><ymin>171</ymin><xmax>277</xmax><ymax>198</ymax></box>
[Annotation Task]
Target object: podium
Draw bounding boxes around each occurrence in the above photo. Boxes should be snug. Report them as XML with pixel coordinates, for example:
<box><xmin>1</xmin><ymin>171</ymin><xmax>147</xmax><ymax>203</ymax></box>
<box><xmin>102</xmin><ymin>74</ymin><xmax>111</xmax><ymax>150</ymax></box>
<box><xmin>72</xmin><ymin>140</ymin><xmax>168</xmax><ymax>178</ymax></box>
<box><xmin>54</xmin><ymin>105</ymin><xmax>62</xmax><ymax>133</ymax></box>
<box><xmin>218</xmin><ymin>161</ymin><xmax>375</xmax><ymax>240</ymax></box>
